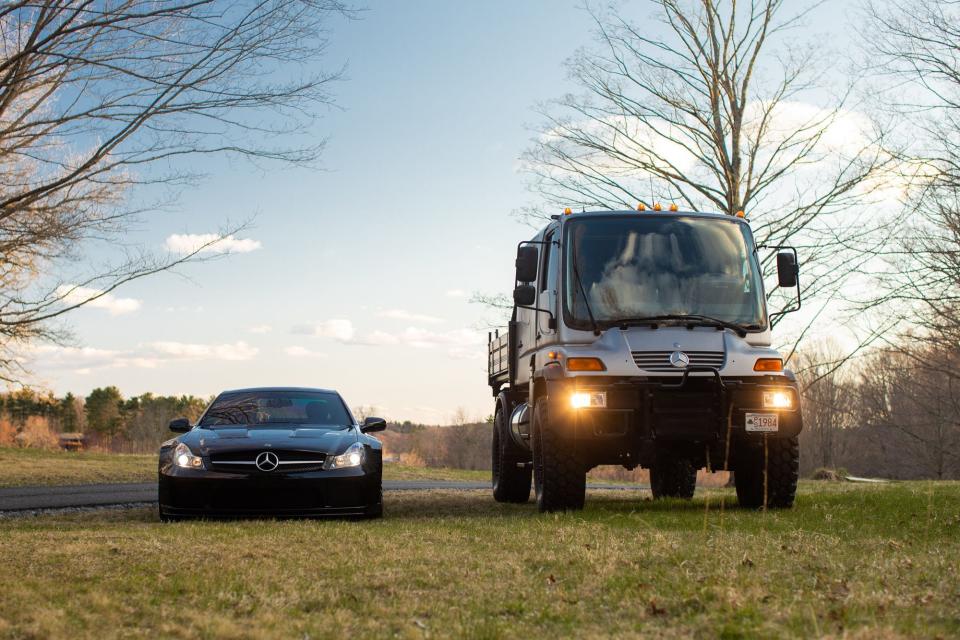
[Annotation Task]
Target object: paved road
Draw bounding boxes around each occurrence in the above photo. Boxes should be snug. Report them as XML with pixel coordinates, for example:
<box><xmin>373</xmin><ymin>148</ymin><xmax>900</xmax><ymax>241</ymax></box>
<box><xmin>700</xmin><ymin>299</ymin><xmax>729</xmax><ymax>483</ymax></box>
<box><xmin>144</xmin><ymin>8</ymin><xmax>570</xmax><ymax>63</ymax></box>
<box><xmin>0</xmin><ymin>480</ymin><xmax>648</xmax><ymax>512</ymax></box>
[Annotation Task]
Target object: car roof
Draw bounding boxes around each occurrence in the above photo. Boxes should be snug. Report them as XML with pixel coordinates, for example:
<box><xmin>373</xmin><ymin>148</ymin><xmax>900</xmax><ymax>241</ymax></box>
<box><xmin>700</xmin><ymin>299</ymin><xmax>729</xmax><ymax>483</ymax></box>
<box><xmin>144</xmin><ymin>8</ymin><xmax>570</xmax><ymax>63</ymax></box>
<box><xmin>218</xmin><ymin>386</ymin><xmax>339</xmax><ymax>395</ymax></box>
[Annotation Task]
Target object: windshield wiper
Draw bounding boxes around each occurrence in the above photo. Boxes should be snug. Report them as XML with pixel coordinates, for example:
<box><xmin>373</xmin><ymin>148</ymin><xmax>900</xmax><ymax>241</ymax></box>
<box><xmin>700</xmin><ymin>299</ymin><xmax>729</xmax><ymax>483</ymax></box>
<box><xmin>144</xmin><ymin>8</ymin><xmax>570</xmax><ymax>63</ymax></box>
<box><xmin>570</xmin><ymin>244</ymin><xmax>600</xmax><ymax>336</ymax></box>
<box><xmin>615</xmin><ymin>314</ymin><xmax>755</xmax><ymax>337</ymax></box>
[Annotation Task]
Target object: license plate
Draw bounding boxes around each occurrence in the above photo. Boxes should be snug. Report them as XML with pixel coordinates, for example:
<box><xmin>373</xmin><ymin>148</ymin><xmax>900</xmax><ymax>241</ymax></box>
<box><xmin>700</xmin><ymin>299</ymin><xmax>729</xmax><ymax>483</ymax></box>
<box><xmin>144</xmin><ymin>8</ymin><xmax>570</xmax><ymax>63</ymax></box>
<box><xmin>745</xmin><ymin>413</ymin><xmax>778</xmax><ymax>432</ymax></box>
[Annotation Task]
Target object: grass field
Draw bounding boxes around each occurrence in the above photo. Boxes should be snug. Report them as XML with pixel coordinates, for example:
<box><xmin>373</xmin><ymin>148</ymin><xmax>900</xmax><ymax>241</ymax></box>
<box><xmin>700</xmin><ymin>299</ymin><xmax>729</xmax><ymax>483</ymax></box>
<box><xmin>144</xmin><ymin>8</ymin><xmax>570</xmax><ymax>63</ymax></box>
<box><xmin>1</xmin><ymin>482</ymin><xmax>958</xmax><ymax>639</ymax></box>
<box><xmin>0</xmin><ymin>446</ymin><xmax>490</xmax><ymax>487</ymax></box>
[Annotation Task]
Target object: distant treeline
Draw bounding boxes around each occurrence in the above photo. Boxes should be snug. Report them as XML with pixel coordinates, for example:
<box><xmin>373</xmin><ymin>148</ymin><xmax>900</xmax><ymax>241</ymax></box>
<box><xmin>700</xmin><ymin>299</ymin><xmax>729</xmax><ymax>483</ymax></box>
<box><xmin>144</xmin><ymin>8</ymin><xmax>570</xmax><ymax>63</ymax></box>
<box><xmin>0</xmin><ymin>387</ymin><xmax>209</xmax><ymax>452</ymax></box>
<box><xmin>3</xmin><ymin>344</ymin><xmax>959</xmax><ymax>479</ymax></box>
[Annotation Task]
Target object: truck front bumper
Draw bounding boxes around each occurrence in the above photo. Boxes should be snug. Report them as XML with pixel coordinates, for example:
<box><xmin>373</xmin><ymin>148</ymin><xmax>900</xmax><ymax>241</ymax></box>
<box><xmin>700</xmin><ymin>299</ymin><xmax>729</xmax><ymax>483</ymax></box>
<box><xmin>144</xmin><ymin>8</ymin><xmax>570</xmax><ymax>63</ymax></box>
<box><xmin>543</xmin><ymin>372</ymin><xmax>802</xmax><ymax>466</ymax></box>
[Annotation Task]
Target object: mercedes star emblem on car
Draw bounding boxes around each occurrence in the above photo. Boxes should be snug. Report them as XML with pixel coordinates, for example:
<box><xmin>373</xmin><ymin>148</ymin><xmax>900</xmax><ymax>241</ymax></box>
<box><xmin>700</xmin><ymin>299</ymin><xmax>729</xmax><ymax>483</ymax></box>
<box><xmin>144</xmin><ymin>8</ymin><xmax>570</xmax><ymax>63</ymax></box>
<box><xmin>255</xmin><ymin>451</ymin><xmax>279</xmax><ymax>472</ymax></box>
<box><xmin>669</xmin><ymin>351</ymin><xmax>690</xmax><ymax>369</ymax></box>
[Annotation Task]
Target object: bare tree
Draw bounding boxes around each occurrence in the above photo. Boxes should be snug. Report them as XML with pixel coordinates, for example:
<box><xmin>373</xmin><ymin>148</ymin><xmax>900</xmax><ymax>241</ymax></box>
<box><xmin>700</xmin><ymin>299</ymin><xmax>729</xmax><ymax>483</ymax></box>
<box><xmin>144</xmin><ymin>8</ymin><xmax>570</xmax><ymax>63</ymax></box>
<box><xmin>794</xmin><ymin>340</ymin><xmax>857</xmax><ymax>474</ymax></box>
<box><xmin>0</xmin><ymin>0</ymin><xmax>350</xmax><ymax>382</ymax></box>
<box><xmin>522</xmin><ymin>0</ymin><xmax>896</xmax><ymax>327</ymax></box>
<box><xmin>862</xmin><ymin>0</ymin><xmax>960</xmax><ymax>354</ymax></box>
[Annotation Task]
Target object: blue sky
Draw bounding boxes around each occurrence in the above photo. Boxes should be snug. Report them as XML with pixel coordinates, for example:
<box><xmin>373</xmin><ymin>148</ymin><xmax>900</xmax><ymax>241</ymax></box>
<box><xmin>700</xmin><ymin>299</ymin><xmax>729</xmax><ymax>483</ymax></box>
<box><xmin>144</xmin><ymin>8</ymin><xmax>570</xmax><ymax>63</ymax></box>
<box><xmin>28</xmin><ymin>1</ymin><xmax>859</xmax><ymax>423</ymax></box>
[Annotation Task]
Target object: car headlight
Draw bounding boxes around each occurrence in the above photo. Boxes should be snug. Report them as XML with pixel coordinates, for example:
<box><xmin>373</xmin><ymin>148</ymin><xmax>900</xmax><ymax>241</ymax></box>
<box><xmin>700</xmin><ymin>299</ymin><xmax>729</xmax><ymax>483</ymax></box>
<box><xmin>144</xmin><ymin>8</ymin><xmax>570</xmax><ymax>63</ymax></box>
<box><xmin>174</xmin><ymin>442</ymin><xmax>203</xmax><ymax>469</ymax></box>
<box><xmin>763</xmin><ymin>389</ymin><xmax>794</xmax><ymax>410</ymax></box>
<box><xmin>324</xmin><ymin>442</ymin><xmax>364</xmax><ymax>470</ymax></box>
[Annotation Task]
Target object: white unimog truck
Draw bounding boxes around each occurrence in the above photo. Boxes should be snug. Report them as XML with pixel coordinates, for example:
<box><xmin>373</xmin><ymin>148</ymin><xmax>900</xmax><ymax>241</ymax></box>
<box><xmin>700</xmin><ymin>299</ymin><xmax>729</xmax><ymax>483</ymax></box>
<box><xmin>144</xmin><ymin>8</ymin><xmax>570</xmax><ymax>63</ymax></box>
<box><xmin>487</xmin><ymin>207</ymin><xmax>803</xmax><ymax>512</ymax></box>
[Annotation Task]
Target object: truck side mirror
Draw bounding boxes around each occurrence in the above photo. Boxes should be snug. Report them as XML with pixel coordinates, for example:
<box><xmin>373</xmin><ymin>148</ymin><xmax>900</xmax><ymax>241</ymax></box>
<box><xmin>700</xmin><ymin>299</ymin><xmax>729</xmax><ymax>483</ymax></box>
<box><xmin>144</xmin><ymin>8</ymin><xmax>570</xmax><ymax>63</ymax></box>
<box><xmin>777</xmin><ymin>251</ymin><xmax>798</xmax><ymax>288</ymax></box>
<box><xmin>515</xmin><ymin>246</ymin><xmax>538</xmax><ymax>283</ymax></box>
<box><xmin>168</xmin><ymin>417</ymin><xmax>192</xmax><ymax>433</ymax></box>
<box><xmin>514</xmin><ymin>284</ymin><xmax>536</xmax><ymax>306</ymax></box>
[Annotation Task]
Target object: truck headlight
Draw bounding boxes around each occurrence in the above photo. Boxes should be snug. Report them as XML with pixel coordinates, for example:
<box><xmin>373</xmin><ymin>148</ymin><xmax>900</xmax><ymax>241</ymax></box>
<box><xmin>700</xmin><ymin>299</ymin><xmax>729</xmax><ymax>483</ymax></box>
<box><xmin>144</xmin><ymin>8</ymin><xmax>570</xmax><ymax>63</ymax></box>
<box><xmin>324</xmin><ymin>442</ymin><xmax>364</xmax><ymax>469</ymax></box>
<box><xmin>763</xmin><ymin>390</ymin><xmax>794</xmax><ymax>409</ymax></box>
<box><xmin>571</xmin><ymin>391</ymin><xmax>607</xmax><ymax>409</ymax></box>
<box><xmin>174</xmin><ymin>442</ymin><xmax>203</xmax><ymax>469</ymax></box>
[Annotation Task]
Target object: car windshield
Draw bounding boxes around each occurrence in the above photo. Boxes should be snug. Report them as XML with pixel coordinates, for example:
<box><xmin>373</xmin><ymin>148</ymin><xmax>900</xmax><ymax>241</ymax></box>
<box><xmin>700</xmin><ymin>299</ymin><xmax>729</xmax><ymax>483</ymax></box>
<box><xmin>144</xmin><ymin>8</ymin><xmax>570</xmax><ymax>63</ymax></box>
<box><xmin>564</xmin><ymin>215</ymin><xmax>766</xmax><ymax>329</ymax></box>
<box><xmin>199</xmin><ymin>390</ymin><xmax>352</xmax><ymax>428</ymax></box>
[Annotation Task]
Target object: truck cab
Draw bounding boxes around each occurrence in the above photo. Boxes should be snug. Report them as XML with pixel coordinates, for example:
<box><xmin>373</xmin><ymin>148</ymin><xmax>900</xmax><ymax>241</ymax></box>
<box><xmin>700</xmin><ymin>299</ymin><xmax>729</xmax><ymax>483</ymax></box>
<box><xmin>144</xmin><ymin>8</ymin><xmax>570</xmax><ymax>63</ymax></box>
<box><xmin>488</xmin><ymin>208</ymin><xmax>802</xmax><ymax>512</ymax></box>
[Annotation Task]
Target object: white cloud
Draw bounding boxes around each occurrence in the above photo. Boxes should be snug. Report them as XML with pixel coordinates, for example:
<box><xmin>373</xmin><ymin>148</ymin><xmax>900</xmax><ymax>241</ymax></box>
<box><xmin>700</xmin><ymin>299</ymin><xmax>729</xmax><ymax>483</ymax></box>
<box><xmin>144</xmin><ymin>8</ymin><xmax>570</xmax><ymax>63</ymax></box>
<box><xmin>297</xmin><ymin>318</ymin><xmax>483</xmax><ymax>357</ymax></box>
<box><xmin>445</xmin><ymin>289</ymin><xmax>467</xmax><ymax>298</ymax></box>
<box><xmin>305</xmin><ymin>319</ymin><xmax>356</xmax><ymax>342</ymax></box>
<box><xmin>248</xmin><ymin>324</ymin><xmax>272</xmax><ymax>334</ymax></box>
<box><xmin>56</xmin><ymin>285</ymin><xmax>141</xmax><ymax>316</ymax></box>
<box><xmin>284</xmin><ymin>346</ymin><xmax>328</xmax><ymax>359</ymax></box>
<box><xmin>165</xmin><ymin>233</ymin><xmax>261</xmax><ymax>255</ymax></box>
<box><xmin>352</xmin><ymin>330</ymin><xmax>400</xmax><ymax>346</ymax></box>
<box><xmin>26</xmin><ymin>339</ymin><xmax>260</xmax><ymax>374</ymax></box>
<box><xmin>379</xmin><ymin>309</ymin><xmax>444</xmax><ymax>324</ymax></box>
<box><xmin>150</xmin><ymin>341</ymin><xmax>258</xmax><ymax>361</ymax></box>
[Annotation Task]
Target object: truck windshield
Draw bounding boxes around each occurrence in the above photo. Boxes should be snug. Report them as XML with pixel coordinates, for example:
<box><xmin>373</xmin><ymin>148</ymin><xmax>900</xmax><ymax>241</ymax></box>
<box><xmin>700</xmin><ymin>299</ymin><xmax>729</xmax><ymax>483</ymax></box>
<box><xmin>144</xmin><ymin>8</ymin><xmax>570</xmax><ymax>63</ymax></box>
<box><xmin>564</xmin><ymin>215</ymin><xmax>766</xmax><ymax>330</ymax></box>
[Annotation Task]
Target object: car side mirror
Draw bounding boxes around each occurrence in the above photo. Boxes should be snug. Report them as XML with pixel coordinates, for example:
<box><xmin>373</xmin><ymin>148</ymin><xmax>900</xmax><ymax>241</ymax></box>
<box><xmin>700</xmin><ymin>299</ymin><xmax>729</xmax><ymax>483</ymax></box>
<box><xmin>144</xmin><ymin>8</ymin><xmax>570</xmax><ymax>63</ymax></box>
<box><xmin>361</xmin><ymin>417</ymin><xmax>387</xmax><ymax>433</ymax></box>
<box><xmin>168</xmin><ymin>417</ymin><xmax>192</xmax><ymax>433</ymax></box>
<box><xmin>777</xmin><ymin>251</ymin><xmax>798</xmax><ymax>288</ymax></box>
<box><xmin>513</xmin><ymin>284</ymin><xmax>536</xmax><ymax>306</ymax></box>
<box><xmin>515</xmin><ymin>245</ymin><xmax>538</xmax><ymax>283</ymax></box>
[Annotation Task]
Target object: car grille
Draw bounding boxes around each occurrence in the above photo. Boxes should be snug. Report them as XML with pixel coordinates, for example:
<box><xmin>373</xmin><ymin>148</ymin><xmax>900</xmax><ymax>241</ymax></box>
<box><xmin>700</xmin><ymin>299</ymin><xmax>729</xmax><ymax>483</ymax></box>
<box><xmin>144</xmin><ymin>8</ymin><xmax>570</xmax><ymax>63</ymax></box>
<box><xmin>209</xmin><ymin>450</ymin><xmax>327</xmax><ymax>473</ymax></box>
<box><xmin>631</xmin><ymin>350</ymin><xmax>725</xmax><ymax>372</ymax></box>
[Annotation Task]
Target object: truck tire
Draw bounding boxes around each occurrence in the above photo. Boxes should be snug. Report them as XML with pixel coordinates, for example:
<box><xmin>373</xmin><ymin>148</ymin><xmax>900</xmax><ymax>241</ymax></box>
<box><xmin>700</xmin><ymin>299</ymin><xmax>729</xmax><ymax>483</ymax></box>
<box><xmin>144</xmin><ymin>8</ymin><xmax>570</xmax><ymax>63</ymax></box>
<box><xmin>532</xmin><ymin>399</ymin><xmax>585</xmax><ymax>512</ymax></box>
<box><xmin>649</xmin><ymin>455</ymin><xmax>697</xmax><ymax>499</ymax></box>
<box><xmin>492</xmin><ymin>406</ymin><xmax>532</xmax><ymax>503</ymax></box>
<box><xmin>734</xmin><ymin>436</ymin><xmax>799</xmax><ymax>509</ymax></box>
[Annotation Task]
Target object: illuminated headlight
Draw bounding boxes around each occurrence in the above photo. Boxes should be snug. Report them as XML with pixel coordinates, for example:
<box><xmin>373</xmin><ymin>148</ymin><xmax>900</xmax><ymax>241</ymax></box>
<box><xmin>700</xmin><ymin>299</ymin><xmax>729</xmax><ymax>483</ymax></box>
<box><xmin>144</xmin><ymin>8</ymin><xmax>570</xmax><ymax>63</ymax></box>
<box><xmin>571</xmin><ymin>391</ymin><xmax>607</xmax><ymax>409</ymax></box>
<box><xmin>174</xmin><ymin>442</ymin><xmax>203</xmax><ymax>469</ymax></box>
<box><xmin>763</xmin><ymin>390</ymin><xmax>794</xmax><ymax>409</ymax></box>
<box><xmin>324</xmin><ymin>442</ymin><xmax>364</xmax><ymax>470</ymax></box>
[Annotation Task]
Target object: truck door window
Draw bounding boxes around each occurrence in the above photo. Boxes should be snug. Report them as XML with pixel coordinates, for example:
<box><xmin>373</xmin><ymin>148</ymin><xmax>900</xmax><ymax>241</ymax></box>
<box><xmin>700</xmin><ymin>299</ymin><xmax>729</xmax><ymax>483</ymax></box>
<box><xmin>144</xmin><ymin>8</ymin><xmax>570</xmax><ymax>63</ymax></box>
<box><xmin>540</xmin><ymin>231</ymin><xmax>555</xmax><ymax>292</ymax></box>
<box><xmin>545</xmin><ymin>233</ymin><xmax>559</xmax><ymax>294</ymax></box>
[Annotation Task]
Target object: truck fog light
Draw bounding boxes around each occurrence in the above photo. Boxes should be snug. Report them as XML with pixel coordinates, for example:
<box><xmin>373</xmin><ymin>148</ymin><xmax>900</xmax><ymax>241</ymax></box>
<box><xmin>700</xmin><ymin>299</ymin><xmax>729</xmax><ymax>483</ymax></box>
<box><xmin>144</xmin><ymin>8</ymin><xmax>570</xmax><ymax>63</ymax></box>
<box><xmin>571</xmin><ymin>391</ymin><xmax>607</xmax><ymax>409</ymax></box>
<box><xmin>763</xmin><ymin>390</ymin><xmax>793</xmax><ymax>409</ymax></box>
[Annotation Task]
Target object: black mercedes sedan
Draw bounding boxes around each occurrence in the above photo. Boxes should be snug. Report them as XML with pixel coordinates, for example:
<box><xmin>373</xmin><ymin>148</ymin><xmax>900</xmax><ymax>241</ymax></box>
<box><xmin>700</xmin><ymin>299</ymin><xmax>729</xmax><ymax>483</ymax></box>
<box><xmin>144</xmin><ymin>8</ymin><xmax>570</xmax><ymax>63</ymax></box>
<box><xmin>158</xmin><ymin>387</ymin><xmax>386</xmax><ymax>520</ymax></box>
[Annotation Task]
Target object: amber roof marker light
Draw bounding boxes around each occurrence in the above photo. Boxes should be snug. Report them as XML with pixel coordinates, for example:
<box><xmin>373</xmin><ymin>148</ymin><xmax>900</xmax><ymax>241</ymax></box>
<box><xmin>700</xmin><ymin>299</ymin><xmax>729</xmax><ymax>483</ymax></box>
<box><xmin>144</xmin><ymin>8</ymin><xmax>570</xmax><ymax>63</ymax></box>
<box><xmin>637</xmin><ymin>203</ymin><xmax>647</xmax><ymax>211</ymax></box>
<box><xmin>653</xmin><ymin>202</ymin><xmax>662</xmax><ymax>211</ymax></box>
<box><xmin>669</xmin><ymin>203</ymin><xmax>679</xmax><ymax>212</ymax></box>
<box><xmin>735</xmin><ymin>210</ymin><xmax>746</xmax><ymax>218</ymax></box>
<box><xmin>564</xmin><ymin>207</ymin><xmax>572</xmax><ymax>215</ymax></box>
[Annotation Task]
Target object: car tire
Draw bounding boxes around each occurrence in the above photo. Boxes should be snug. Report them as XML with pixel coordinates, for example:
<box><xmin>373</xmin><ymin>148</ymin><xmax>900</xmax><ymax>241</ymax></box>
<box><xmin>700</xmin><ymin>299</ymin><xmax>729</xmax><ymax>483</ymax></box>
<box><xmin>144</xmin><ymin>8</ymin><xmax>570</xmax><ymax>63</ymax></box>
<box><xmin>735</xmin><ymin>436</ymin><xmax>799</xmax><ymax>509</ymax></box>
<box><xmin>532</xmin><ymin>398</ymin><xmax>585</xmax><ymax>513</ymax></box>
<box><xmin>650</xmin><ymin>455</ymin><xmax>697</xmax><ymax>499</ymax></box>
<box><xmin>492</xmin><ymin>405</ymin><xmax>532</xmax><ymax>503</ymax></box>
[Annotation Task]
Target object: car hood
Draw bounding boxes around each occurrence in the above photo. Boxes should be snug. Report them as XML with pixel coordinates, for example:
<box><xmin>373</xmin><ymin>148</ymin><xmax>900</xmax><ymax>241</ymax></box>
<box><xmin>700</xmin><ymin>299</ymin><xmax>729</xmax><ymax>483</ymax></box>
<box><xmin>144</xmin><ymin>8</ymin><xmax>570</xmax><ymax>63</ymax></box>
<box><xmin>183</xmin><ymin>426</ymin><xmax>358</xmax><ymax>455</ymax></box>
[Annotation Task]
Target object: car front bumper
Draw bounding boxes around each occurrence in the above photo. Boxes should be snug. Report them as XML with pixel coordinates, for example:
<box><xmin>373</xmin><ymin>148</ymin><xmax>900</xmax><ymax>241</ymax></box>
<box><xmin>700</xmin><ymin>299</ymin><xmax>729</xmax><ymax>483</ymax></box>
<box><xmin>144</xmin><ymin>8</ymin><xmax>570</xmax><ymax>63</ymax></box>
<box><xmin>158</xmin><ymin>466</ymin><xmax>381</xmax><ymax>518</ymax></box>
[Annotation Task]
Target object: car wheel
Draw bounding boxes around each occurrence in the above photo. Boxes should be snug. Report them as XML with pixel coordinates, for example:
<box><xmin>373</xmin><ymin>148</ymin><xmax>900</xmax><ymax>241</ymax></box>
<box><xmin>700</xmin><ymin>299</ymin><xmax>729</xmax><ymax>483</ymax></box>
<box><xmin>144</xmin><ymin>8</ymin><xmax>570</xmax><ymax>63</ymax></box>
<box><xmin>492</xmin><ymin>405</ymin><xmax>532</xmax><ymax>503</ymax></box>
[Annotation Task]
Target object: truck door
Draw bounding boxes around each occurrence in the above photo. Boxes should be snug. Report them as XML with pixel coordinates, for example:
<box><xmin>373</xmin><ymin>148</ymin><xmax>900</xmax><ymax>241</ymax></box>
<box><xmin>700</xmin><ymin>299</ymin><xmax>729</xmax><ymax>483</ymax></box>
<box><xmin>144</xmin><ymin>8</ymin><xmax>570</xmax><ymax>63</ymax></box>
<box><xmin>537</xmin><ymin>228</ymin><xmax>559</xmax><ymax>344</ymax></box>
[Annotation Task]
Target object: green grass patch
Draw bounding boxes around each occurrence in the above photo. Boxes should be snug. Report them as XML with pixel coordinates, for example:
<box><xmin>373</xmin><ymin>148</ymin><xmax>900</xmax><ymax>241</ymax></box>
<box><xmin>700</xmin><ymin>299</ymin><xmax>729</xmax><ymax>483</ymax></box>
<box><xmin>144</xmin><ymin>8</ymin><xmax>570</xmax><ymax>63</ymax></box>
<box><xmin>0</xmin><ymin>447</ymin><xmax>156</xmax><ymax>487</ymax></box>
<box><xmin>1</xmin><ymin>482</ymin><xmax>958</xmax><ymax>638</ymax></box>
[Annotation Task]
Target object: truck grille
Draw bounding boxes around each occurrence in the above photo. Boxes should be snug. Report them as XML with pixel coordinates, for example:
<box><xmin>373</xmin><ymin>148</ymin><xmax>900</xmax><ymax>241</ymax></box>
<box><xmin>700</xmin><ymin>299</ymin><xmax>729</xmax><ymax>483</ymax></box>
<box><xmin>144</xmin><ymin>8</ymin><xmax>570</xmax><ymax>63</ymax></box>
<box><xmin>209</xmin><ymin>450</ymin><xmax>327</xmax><ymax>473</ymax></box>
<box><xmin>631</xmin><ymin>350</ymin><xmax>725</xmax><ymax>372</ymax></box>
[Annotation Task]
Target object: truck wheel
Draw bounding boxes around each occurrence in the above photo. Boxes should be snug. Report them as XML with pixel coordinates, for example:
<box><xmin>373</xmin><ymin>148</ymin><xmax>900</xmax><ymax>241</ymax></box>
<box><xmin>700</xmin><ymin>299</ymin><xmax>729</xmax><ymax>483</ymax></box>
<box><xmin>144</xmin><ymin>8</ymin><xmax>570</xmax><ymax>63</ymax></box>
<box><xmin>735</xmin><ymin>437</ymin><xmax>799</xmax><ymax>509</ymax></box>
<box><xmin>492</xmin><ymin>406</ymin><xmax>531</xmax><ymax>503</ymax></box>
<box><xmin>532</xmin><ymin>399</ymin><xmax>585</xmax><ymax>512</ymax></box>
<box><xmin>649</xmin><ymin>455</ymin><xmax>697</xmax><ymax>499</ymax></box>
